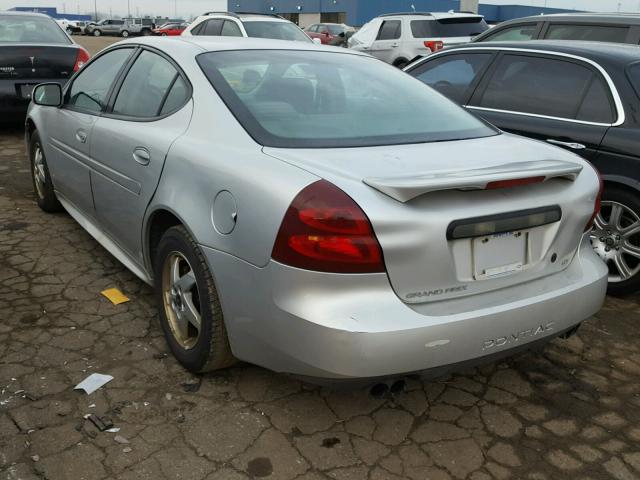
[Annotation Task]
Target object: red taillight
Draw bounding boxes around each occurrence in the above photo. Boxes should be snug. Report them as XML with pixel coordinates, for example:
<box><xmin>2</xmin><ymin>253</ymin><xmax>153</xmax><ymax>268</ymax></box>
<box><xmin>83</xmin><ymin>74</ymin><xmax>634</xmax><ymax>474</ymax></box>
<box><xmin>486</xmin><ymin>176</ymin><xmax>545</xmax><ymax>190</ymax></box>
<box><xmin>584</xmin><ymin>163</ymin><xmax>603</xmax><ymax>232</ymax></box>
<box><xmin>424</xmin><ymin>40</ymin><xmax>444</xmax><ymax>52</ymax></box>
<box><xmin>272</xmin><ymin>180</ymin><xmax>385</xmax><ymax>273</ymax></box>
<box><xmin>73</xmin><ymin>47</ymin><xmax>90</xmax><ymax>72</ymax></box>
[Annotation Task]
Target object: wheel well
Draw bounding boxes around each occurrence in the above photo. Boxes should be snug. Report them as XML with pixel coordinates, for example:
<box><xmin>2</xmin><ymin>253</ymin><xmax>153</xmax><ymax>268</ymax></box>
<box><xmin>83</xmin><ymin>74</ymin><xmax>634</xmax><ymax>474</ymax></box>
<box><xmin>603</xmin><ymin>179</ymin><xmax>640</xmax><ymax>198</ymax></box>
<box><xmin>26</xmin><ymin>119</ymin><xmax>36</xmax><ymax>143</ymax></box>
<box><xmin>393</xmin><ymin>57</ymin><xmax>409</xmax><ymax>67</ymax></box>
<box><xmin>148</xmin><ymin>210</ymin><xmax>182</xmax><ymax>266</ymax></box>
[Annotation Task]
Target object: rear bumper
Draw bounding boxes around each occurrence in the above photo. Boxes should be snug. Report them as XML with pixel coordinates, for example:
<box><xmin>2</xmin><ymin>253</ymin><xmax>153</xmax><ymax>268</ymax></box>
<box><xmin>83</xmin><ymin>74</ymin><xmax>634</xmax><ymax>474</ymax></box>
<box><xmin>202</xmin><ymin>237</ymin><xmax>607</xmax><ymax>380</ymax></box>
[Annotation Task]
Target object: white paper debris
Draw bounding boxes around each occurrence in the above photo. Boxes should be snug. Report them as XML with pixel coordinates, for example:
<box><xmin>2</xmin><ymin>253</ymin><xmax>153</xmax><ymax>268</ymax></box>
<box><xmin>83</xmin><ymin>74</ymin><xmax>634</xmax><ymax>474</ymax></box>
<box><xmin>74</xmin><ymin>374</ymin><xmax>113</xmax><ymax>395</ymax></box>
<box><xmin>106</xmin><ymin>427</ymin><xmax>120</xmax><ymax>433</ymax></box>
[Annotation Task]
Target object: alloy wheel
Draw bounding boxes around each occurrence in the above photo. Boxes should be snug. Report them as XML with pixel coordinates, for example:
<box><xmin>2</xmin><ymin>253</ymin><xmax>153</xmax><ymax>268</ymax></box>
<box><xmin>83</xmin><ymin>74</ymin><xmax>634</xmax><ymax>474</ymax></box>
<box><xmin>590</xmin><ymin>200</ymin><xmax>640</xmax><ymax>283</ymax></box>
<box><xmin>161</xmin><ymin>251</ymin><xmax>202</xmax><ymax>349</ymax></box>
<box><xmin>33</xmin><ymin>144</ymin><xmax>46</xmax><ymax>200</ymax></box>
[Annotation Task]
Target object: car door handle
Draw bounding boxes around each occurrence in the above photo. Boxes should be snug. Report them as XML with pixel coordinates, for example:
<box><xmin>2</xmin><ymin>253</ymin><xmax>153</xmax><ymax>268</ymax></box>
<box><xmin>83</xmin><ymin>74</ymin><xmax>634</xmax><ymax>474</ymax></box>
<box><xmin>132</xmin><ymin>147</ymin><xmax>151</xmax><ymax>165</ymax></box>
<box><xmin>546</xmin><ymin>139</ymin><xmax>586</xmax><ymax>150</ymax></box>
<box><xmin>75</xmin><ymin>129</ymin><xmax>87</xmax><ymax>143</ymax></box>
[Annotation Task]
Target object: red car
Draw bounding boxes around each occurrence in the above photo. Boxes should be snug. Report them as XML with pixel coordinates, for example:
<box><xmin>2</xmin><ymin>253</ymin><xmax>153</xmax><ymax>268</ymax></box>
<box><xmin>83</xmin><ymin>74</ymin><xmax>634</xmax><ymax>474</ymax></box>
<box><xmin>153</xmin><ymin>22</ymin><xmax>187</xmax><ymax>36</ymax></box>
<box><xmin>305</xmin><ymin>23</ymin><xmax>352</xmax><ymax>45</ymax></box>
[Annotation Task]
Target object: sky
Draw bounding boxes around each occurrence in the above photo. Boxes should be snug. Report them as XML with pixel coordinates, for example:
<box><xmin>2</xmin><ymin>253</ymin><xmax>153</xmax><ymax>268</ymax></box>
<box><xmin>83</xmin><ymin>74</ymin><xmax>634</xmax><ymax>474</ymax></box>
<box><xmin>0</xmin><ymin>0</ymin><xmax>639</xmax><ymax>18</ymax></box>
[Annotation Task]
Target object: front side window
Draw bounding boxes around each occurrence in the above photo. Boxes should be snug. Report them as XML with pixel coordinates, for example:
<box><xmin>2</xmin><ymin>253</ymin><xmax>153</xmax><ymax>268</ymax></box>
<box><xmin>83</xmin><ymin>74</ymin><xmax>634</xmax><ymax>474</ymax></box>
<box><xmin>410</xmin><ymin>53</ymin><xmax>494</xmax><ymax>103</ymax></box>
<box><xmin>479</xmin><ymin>23</ymin><xmax>537</xmax><ymax>42</ymax></box>
<box><xmin>476</xmin><ymin>54</ymin><xmax>613</xmax><ymax>122</ymax></box>
<box><xmin>243</xmin><ymin>21</ymin><xmax>311</xmax><ymax>42</ymax></box>
<box><xmin>377</xmin><ymin>20</ymin><xmax>401</xmax><ymax>40</ymax></box>
<box><xmin>112</xmin><ymin>50</ymin><xmax>187</xmax><ymax>118</ymax></box>
<box><xmin>545</xmin><ymin>24</ymin><xmax>629</xmax><ymax>43</ymax></box>
<box><xmin>197</xmin><ymin>50</ymin><xmax>497</xmax><ymax>148</ymax></box>
<box><xmin>67</xmin><ymin>48</ymin><xmax>134</xmax><ymax>113</ymax></box>
<box><xmin>0</xmin><ymin>15</ymin><xmax>71</xmax><ymax>43</ymax></box>
<box><xmin>221</xmin><ymin>20</ymin><xmax>243</xmax><ymax>37</ymax></box>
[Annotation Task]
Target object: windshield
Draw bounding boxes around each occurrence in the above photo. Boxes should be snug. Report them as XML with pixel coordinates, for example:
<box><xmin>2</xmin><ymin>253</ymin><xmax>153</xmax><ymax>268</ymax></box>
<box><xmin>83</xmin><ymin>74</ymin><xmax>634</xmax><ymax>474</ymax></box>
<box><xmin>0</xmin><ymin>16</ymin><xmax>71</xmax><ymax>43</ymax></box>
<box><xmin>411</xmin><ymin>17</ymin><xmax>489</xmax><ymax>38</ymax></box>
<box><xmin>198</xmin><ymin>50</ymin><xmax>497</xmax><ymax>148</ymax></box>
<box><xmin>243</xmin><ymin>21</ymin><xmax>312</xmax><ymax>43</ymax></box>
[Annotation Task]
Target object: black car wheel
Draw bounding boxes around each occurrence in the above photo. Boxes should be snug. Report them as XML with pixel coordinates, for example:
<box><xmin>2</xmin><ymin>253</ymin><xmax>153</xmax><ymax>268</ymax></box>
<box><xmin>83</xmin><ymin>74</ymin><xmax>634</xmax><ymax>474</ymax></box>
<box><xmin>590</xmin><ymin>185</ymin><xmax>640</xmax><ymax>295</ymax></box>
<box><xmin>29</xmin><ymin>131</ymin><xmax>63</xmax><ymax>213</ymax></box>
<box><xmin>155</xmin><ymin>225</ymin><xmax>236</xmax><ymax>373</ymax></box>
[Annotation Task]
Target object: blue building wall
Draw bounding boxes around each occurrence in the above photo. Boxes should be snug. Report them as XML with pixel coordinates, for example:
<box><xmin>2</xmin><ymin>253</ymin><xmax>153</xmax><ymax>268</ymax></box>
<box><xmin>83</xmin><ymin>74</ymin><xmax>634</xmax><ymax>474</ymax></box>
<box><xmin>228</xmin><ymin>0</ymin><xmax>581</xmax><ymax>25</ymax></box>
<box><xmin>9</xmin><ymin>6</ymin><xmax>91</xmax><ymax>21</ymax></box>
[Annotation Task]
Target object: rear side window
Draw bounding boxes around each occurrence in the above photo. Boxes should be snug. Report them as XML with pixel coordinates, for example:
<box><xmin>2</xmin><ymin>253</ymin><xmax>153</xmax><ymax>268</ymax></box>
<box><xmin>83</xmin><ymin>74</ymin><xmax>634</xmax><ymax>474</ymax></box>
<box><xmin>421</xmin><ymin>17</ymin><xmax>489</xmax><ymax>38</ymax></box>
<box><xmin>67</xmin><ymin>48</ymin><xmax>133</xmax><ymax>113</ymax></box>
<box><xmin>479</xmin><ymin>23</ymin><xmax>537</xmax><ymax>42</ymax></box>
<box><xmin>411</xmin><ymin>53</ymin><xmax>494</xmax><ymax>103</ymax></box>
<box><xmin>377</xmin><ymin>20</ymin><xmax>401</xmax><ymax>40</ymax></box>
<box><xmin>576</xmin><ymin>77</ymin><xmax>615</xmax><ymax>123</ymax></box>
<box><xmin>203</xmin><ymin>19</ymin><xmax>224</xmax><ymax>36</ymax></box>
<box><xmin>476</xmin><ymin>54</ymin><xmax>614</xmax><ymax>122</ymax></box>
<box><xmin>221</xmin><ymin>20</ymin><xmax>242</xmax><ymax>37</ymax></box>
<box><xmin>545</xmin><ymin>24</ymin><xmax>629</xmax><ymax>43</ymax></box>
<box><xmin>112</xmin><ymin>51</ymin><xmax>187</xmax><ymax>118</ymax></box>
<box><xmin>190</xmin><ymin>21</ymin><xmax>205</xmax><ymax>35</ymax></box>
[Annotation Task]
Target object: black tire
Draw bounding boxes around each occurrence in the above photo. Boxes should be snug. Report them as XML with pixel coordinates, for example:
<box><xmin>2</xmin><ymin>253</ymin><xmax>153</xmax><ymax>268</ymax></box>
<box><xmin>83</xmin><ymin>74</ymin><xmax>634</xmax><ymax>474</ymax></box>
<box><xmin>154</xmin><ymin>225</ymin><xmax>235</xmax><ymax>373</ymax></box>
<box><xmin>120</xmin><ymin>30</ymin><xmax>129</xmax><ymax>38</ymax></box>
<box><xmin>393</xmin><ymin>58</ymin><xmax>409</xmax><ymax>69</ymax></box>
<box><xmin>29</xmin><ymin>131</ymin><xmax>63</xmax><ymax>213</ymax></box>
<box><xmin>93</xmin><ymin>29</ymin><xmax>101</xmax><ymax>37</ymax></box>
<box><xmin>597</xmin><ymin>185</ymin><xmax>640</xmax><ymax>296</ymax></box>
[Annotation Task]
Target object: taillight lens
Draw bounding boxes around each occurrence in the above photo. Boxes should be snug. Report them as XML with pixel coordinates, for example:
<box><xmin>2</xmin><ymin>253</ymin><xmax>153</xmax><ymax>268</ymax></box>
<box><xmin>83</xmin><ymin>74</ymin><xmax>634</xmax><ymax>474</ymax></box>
<box><xmin>424</xmin><ymin>40</ymin><xmax>444</xmax><ymax>52</ymax></box>
<box><xmin>486</xmin><ymin>176</ymin><xmax>545</xmax><ymax>190</ymax></box>
<box><xmin>584</xmin><ymin>162</ymin><xmax>603</xmax><ymax>232</ymax></box>
<box><xmin>73</xmin><ymin>47</ymin><xmax>90</xmax><ymax>72</ymax></box>
<box><xmin>272</xmin><ymin>180</ymin><xmax>385</xmax><ymax>273</ymax></box>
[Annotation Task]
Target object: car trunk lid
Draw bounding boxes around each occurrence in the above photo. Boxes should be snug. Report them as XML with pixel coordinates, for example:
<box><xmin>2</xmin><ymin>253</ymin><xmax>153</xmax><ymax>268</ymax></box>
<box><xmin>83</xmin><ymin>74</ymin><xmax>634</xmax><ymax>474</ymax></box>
<box><xmin>264</xmin><ymin>134</ymin><xmax>598</xmax><ymax>304</ymax></box>
<box><xmin>0</xmin><ymin>44</ymin><xmax>78</xmax><ymax>80</ymax></box>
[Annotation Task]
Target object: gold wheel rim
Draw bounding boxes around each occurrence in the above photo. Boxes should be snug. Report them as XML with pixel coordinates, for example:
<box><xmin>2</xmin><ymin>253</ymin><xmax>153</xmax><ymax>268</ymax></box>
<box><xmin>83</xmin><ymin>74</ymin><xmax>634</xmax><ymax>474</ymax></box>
<box><xmin>162</xmin><ymin>251</ymin><xmax>201</xmax><ymax>349</ymax></box>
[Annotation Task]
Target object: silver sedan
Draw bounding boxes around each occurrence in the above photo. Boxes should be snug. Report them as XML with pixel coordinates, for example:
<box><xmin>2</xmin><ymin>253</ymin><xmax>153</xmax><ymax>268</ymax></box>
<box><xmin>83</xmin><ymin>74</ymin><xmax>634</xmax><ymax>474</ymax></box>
<box><xmin>26</xmin><ymin>37</ymin><xmax>607</xmax><ymax>381</ymax></box>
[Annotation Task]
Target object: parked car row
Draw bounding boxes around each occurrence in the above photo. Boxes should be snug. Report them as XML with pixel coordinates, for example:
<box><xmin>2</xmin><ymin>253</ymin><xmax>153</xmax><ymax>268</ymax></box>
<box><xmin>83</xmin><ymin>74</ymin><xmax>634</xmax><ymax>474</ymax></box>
<box><xmin>6</xmin><ymin>8</ymin><xmax>640</xmax><ymax>383</ymax></box>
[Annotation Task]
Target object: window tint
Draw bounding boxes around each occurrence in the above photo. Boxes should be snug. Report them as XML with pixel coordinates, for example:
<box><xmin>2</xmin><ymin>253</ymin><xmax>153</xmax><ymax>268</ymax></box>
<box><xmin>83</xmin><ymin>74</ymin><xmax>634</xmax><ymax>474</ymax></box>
<box><xmin>190</xmin><ymin>21</ymin><xmax>205</xmax><ymax>35</ymax></box>
<box><xmin>413</xmin><ymin>17</ymin><xmax>489</xmax><ymax>38</ymax></box>
<box><xmin>626</xmin><ymin>62</ymin><xmax>640</xmax><ymax>98</ymax></box>
<box><xmin>545</xmin><ymin>24</ymin><xmax>628</xmax><ymax>43</ymax></box>
<box><xmin>112</xmin><ymin>51</ymin><xmax>182</xmax><ymax>118</ymax></box>
<box><xmin>576</xmin><ymin>77</ymin><xmax>615</xmax><ymax>123</ymax></box>
<box><xmin>203</xmin><ymin>19</ymin><xmax>223</xmax><ymax>35</ymax></box>
<box><xmin>67</xmin><ymin>48</ymin><xmax>133</xmax><ymax>113</ymax></box>
<box><xmin>243</xmin><ymin>21</ymin><xmax>311</xmax><ymax>42</ymax></box>
<box><xmin>477</xmin><ymin>54</ymin><xmax>599</xmax><ymax>120</ymax></box>
<box><xmin>377</xmin><ymin>20</ymin><xmax>401</xmax><ymax>40</ymax></box>
<box><xmin>308</xmin><ymin>24</ymin><xmax>318</xmax><ymax>32</ymax></box>
<box><xmin>480</xmin><ymin>23</ymin><xmax>537</xmax><ymax>42</ymax></box>
<box><xmin>160</xmin><ymin>76</ymin><xmax>189</xmax><ymax>115</ymax></box>
<box><xmin>221</xmin><ymin>20</ymin><xmax>242</xmax><ymax>37</ymax></box>
<box><xmin>197</xmin><ymin>50</ymin><xmax>496</xmax><ymax>148</ymax></box>
<box><xmin>411</xmin><ymin>53</ymin><xmax>493</xmax><ymax>103</ymax></box>
<box><xmin>0</xmin><ymin>15</ymin><xmax>71</xmax><ymax>43</ymax></box>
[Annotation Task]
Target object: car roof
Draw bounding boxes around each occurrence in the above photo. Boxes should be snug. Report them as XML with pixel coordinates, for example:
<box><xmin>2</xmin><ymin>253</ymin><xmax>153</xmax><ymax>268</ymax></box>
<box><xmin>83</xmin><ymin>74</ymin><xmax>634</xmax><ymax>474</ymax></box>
<box><xmin>494</xmin><ymin>12</ymin><xmax>640</xmax><ymax>26</ymax></box>
<box><xmin>199</xmin><ymin>12</ymin><xmax>290</xmax><ymax>23</ymax></box>
<box><xmin>119</xmin><ymin>35</ymin><xmax>369</xmax><ymax>56</ymax></box>
<box><xmin>445</xmin><ymin>39</ymin><xmax>640</xmax><ymax>64</ymax></box>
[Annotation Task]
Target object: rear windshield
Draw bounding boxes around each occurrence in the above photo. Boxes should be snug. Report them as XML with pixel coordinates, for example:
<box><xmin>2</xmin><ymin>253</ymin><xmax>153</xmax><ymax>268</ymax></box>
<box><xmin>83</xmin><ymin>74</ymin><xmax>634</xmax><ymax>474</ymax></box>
<box><xmin>0</xmin><ymin>15</ymin><xmax>71</xmax><ymax>43</ymax></box>
<box><xmin>243</xmin><ymin>21</ymin><xmax>312</xmax><ymax>43</ymax></box>
<box><xmin>197</xmin><ymin>50</ymin><xmax>497</xmax><ymax>148</ymax></box>
<box><xmin>411</xmin><ymin>17</ymin><xmax>489</xmax><ymax>38</ymax></box>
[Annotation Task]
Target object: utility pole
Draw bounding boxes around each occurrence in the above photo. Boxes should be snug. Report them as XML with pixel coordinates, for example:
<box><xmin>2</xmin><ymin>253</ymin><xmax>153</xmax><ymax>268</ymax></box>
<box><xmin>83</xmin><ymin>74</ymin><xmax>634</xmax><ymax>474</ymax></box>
<box><xmin>174</xmin><ymin>0</ymin><xmax>178</xmax><ymax>18</ymax></box>
<box><xmin>127</xmin><ymin>0</ymin><xmax>131</xmax><ymax>17</ymax></box>
<box><xmin>94</xmin><ymin>0</ymin><xmax>97</xmax><ymax>21</ymax></box>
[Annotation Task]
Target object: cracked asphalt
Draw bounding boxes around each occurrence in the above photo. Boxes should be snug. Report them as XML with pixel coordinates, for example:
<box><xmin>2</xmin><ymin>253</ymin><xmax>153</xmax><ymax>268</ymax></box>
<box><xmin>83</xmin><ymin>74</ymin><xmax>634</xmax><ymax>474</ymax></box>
<box><xmin>2</xmin><ymin>126</ymin><xmax>640</xmax><ymax>480</ymax></box>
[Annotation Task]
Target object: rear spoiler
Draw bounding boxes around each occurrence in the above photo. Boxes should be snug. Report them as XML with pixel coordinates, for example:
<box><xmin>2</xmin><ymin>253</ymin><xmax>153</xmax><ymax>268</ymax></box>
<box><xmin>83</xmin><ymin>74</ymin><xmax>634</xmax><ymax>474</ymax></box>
<box><xmin>363</xmin><ymin>160</ymin><xmax>583</xmax><ymax>202</ymax></box>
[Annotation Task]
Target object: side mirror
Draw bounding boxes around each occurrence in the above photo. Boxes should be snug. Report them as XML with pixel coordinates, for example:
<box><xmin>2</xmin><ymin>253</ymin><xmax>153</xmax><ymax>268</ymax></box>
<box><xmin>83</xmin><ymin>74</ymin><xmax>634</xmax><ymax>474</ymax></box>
<box><xmin>312</xmin><ymin>38</ymin><xmax>322</xmax><ymax>45</ymax></box>
<box><xmin>33</xmin><ymin>83</ymin><xmax>62</xmax><ymax>107</ymax></box>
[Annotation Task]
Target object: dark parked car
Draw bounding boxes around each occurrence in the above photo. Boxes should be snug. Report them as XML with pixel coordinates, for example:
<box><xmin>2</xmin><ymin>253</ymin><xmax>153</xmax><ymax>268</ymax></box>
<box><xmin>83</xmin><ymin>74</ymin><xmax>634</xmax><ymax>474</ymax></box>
<box><xmin>473</xmin><ymin>13</ymin><xmax>640</xmax><ymax>44</ymax></box>
<box><xmin>0</xmin><ymin>12</ymin><xmax>89</xmax><ymax>120</ymax></box>
<box><xmin>406</xmin><ymin>40</ymin><xmax>640</xmax><ymax>294</ymax></box>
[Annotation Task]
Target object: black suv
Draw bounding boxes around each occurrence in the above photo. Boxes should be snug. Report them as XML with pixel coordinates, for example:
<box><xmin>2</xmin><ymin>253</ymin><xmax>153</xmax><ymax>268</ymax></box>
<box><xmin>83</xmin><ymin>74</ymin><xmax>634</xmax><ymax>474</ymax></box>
<box><xmin>406</xmin><ymin>40</ymin><xmax>640</xmax><ymax>294</ymax></box>
<box><xmin>473</xmin><ymin>13</ymin><xmax>640</xmax><ymax>44</ymax></box>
